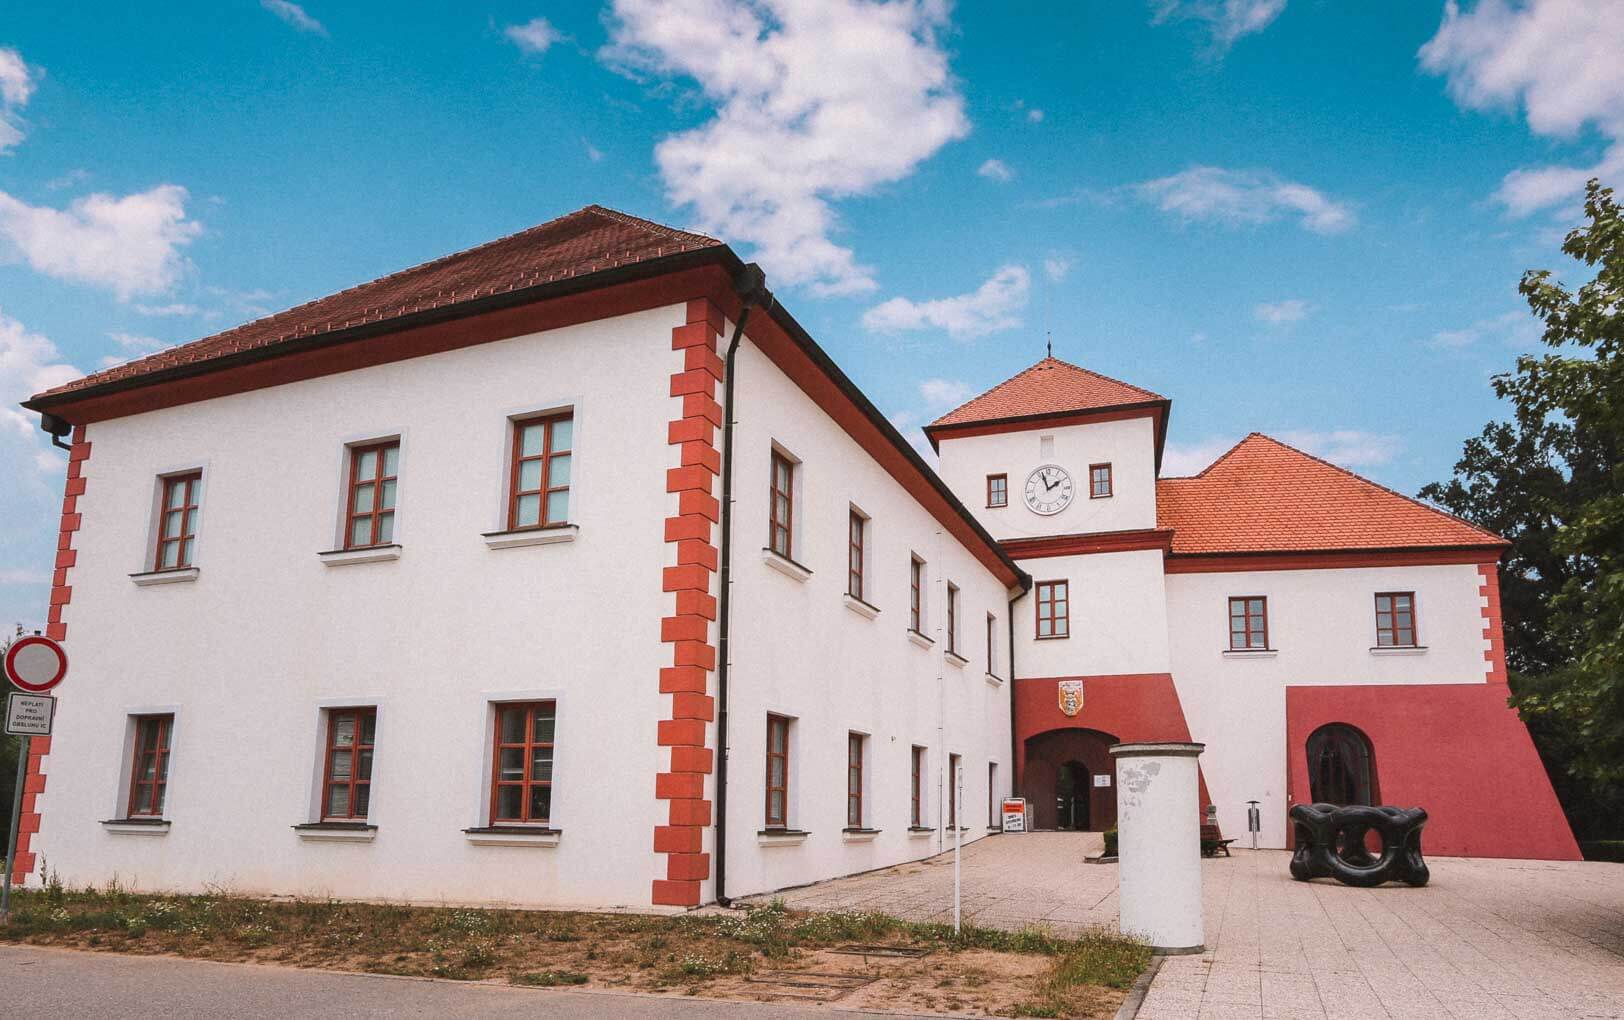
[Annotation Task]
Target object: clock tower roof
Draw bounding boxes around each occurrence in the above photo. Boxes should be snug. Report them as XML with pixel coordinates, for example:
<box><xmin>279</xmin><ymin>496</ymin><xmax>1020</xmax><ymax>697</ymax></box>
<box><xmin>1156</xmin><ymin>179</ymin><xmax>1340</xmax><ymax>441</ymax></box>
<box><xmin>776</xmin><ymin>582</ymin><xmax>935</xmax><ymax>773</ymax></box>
<box><xmin>923</xmin><ymin>356</ymin><xmax>1169</xmax><ymax>463</ymax></box>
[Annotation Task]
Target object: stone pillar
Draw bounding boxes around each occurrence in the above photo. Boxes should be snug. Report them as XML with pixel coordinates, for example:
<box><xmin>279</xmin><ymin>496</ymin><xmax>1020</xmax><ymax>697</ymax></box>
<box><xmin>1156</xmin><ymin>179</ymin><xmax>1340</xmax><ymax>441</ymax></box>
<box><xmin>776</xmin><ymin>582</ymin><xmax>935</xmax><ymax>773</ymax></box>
<box><xmin>1111</xmin><ymin>741</ymin><xmax>1205</xmax><ymax>954</ymax></box>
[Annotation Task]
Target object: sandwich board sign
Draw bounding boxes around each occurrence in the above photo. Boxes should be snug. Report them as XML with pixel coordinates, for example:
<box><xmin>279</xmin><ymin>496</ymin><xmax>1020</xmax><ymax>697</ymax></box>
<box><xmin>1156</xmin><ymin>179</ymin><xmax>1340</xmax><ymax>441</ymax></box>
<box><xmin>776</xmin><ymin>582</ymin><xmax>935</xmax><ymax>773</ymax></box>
<box><xmin>5</xmin><ymin>693</ymin><xmax>55</xmax><ymax>737</ymax></box>
<box><xmin>1001</xmin><ymin>798</ymin><xmax>1028</xmax><ymax>833</ymax></box>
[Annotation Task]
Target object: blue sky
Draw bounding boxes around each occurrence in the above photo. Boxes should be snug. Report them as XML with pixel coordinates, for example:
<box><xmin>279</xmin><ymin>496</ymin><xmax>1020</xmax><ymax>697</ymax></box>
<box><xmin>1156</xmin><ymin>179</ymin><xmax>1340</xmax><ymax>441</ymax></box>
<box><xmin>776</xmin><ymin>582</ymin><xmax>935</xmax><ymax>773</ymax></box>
<box><xmin>1</xmin><ymin>0</ymin><xmax>1619</xmax><ymax>628</ymax></box>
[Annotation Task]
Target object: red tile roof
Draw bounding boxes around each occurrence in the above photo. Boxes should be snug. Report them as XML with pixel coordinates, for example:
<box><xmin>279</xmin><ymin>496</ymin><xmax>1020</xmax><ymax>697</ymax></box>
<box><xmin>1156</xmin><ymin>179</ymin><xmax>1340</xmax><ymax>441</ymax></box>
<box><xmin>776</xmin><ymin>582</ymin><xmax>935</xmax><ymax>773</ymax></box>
<box><xmin>925</xmin><ymin>356</ymin><xmax>1165</xmax><ymax>431</ymax></box>
<box><xmin>1156</xmin><ymin>433</ymin><xmax>1505</xmax><ymax>554</ymax></box>
<box><xmin>34</xmin><ymin>205</ymin><xmax>721</xmax><ymax>400</ymax></box>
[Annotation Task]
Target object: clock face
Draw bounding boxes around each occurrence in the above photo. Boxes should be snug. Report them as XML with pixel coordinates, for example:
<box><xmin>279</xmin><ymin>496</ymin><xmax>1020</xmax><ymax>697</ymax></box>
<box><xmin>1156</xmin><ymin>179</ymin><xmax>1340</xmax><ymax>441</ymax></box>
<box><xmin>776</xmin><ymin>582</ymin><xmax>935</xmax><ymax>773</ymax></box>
<box><xmin>1024</xmin><ymin>464</ymin><xmax>1074</xmax><ymax>516</ymax></box>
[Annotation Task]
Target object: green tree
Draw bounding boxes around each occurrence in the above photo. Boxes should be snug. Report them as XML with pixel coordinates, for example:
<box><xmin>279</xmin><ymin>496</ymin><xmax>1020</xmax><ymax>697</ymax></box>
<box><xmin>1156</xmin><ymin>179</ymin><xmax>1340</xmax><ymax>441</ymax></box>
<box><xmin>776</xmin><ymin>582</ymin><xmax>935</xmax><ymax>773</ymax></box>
<box><xmin>1421</xmin><ymin>179</ymin><xmax>1624</xmax><ymax>836</ymax></box>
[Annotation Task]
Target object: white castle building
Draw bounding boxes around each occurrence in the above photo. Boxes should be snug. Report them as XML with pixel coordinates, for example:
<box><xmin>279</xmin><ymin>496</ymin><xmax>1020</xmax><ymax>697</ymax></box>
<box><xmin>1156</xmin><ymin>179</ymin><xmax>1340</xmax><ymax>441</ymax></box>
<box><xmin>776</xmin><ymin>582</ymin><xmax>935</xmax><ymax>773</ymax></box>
<box><xmin>14</xmin><ymin>206</ymin><xmax>1577</xmax><ymax>910</ymax></box>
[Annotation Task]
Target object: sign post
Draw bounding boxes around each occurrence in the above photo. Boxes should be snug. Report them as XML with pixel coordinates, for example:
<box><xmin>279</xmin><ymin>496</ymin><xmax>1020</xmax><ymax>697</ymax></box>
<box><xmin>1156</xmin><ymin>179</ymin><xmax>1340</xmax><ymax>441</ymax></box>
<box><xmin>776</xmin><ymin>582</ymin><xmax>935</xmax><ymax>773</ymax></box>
<box><xmin>2</xmin><ymin>633</ymin><xmax>67</xmax><ymax>922</ymax></box>
<box><xmin>952</xmin><ymin>760</ymin><xmax>962</xmax><ymax>934</ymax></box>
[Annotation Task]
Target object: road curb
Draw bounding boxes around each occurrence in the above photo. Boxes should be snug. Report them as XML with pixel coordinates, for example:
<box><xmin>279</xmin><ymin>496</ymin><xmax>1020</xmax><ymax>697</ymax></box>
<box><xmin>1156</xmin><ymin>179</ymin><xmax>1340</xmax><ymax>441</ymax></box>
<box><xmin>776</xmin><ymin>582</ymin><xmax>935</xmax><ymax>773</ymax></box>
<box><xmin>1113</xmin><ymin>953</ymin><xmax>1162</xmax><ymax>1020</ymax></box>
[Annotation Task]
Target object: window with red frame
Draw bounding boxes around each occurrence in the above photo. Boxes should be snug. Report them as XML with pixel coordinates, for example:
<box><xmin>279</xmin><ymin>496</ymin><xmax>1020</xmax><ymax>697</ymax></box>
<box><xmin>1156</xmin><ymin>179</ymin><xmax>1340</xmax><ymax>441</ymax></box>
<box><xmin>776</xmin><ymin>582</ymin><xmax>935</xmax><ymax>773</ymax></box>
<box><xmin>910</xmin><ymin>745</ymin><xmax>925</xmax><ymax>827</ymax></box>
<box><xmin>769</xmin><ymin>451</ymin><xmax>794</xmax><ymax>558</ymax></box>
<box><xmin>847</xmin><ymin>733</ymin><xmax>865</xmax><ymax>828</ymax></box>
<box><xmin>1089</xmin><ymin>463</ymin><xmax>1113</xmax><ymax>499</ymax></box>
<box><xmin>1036</xmin><ymin>580</ymin><xmax>1069</xmax><ymax>639</ymax></box>
<box><xmin>154</xmin><ymin>473</ymin><xmax>201</xmax><ymax>571</ymax></box>
<box><xmin>344</xmin><ymin>442</ymin><xmax>399</xmax><ymax>549</ymax></box>
<box><xmin>509</xmin><ymin>413</ymin><xmax>572</xmax><ymax>531</ymax></box>
<box><xmin>987</xmin><ymin>613</ymin><xmax>999</xmax><ymax>675</ymax></box>
<box><xmin>909</xmin><ymin>556</ymin><xmax>924</xmax><ymax>633</ymax></box>
<box><xmin>321</xmin><ymin>708</ymin><xmax>375</xmax><ymax>820</ymax></box>
<box><xmin>1374</xmin><ymin>592</ymin><xmax>1417</xmax><ymax>647</ymax></box>
<box><xmin>766</xmin><ymin>714</ymin><xmax>790</xmax><ymax>829</ymax></box>
<box><xmin>1229</xmin><ymin>596</ymin><xmax>1269</xmax><ymax>650</ymax></box>
<box><xmin>848</xmin><ymin>510</ymin><xmax>866</xmax><ymax>600</ymax></box>
<box><xmin>126</xmin><ymin>714</ymin><xmax>173</xmax><ymax>817</ymax></box>
<box><xmin>986</xmin><ymin>474</ymin><xmax>1008</xmax><ymax>507</ymax></box>
<box><xmin>946</xmin><ymin>582</ymin><xmax>960</xmax><ymax>655</ymax></box>
<box><xmin>491</xmin><ymin>702</ymin><xmax>556</xmax><ymax>825</ymax></box>
<box><xmin>948</xmin><ymin>752</ymin><xmax>961</xmax><ymax>828</ymax></box>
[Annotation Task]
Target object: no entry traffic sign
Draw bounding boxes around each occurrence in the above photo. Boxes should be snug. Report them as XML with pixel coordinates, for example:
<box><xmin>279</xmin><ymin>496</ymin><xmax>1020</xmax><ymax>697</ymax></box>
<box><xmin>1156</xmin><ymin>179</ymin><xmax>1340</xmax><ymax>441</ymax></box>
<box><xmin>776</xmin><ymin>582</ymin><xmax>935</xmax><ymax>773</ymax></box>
<box><xmin>4</xmin><ymin>635</ymin><xmax>68</xmax><ymax>694</ymax></box>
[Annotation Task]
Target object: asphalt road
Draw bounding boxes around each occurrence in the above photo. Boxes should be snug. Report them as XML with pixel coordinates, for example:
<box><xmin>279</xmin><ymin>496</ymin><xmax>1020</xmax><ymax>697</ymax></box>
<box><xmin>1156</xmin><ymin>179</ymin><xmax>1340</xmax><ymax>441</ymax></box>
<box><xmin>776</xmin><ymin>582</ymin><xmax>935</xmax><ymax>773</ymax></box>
<box><xmin>0</xmin><ymin>945</ymin><xmax>912</xmax><ymax>1018</ymax></box>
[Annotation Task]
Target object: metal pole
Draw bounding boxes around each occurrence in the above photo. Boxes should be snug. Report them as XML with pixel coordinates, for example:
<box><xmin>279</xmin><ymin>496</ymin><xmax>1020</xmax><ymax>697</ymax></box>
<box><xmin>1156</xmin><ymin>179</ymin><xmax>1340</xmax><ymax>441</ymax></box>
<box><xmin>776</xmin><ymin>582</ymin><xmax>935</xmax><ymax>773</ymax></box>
<box><xmin>953</xmin><ymin>760</ymin><xmax>962</xmax><ymax>934</ymax></box>
<box><xmin>2</xmin><ymin>733</ymin><xmax>30</xmax><ymax>921</ymax></box>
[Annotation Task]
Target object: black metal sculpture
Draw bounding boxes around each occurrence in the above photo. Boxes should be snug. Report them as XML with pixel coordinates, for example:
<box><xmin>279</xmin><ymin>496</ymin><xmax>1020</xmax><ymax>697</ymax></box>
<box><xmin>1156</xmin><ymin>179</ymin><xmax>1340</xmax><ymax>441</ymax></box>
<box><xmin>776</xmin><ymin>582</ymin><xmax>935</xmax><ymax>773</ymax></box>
<box><xmin>1289</xmin><ymin>803</ymin><xmax>1429</xmax><ymax>887</ymax></box>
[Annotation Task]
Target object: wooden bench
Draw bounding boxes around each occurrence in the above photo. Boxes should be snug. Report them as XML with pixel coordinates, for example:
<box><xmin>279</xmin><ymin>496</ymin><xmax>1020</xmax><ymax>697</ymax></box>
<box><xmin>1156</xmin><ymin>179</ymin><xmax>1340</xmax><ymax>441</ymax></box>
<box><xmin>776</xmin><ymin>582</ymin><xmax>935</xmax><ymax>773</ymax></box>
<box><xmin>1201</xmin><ymin>823</ymin><xmax>1236</xmax><ymax>858</ymax></box>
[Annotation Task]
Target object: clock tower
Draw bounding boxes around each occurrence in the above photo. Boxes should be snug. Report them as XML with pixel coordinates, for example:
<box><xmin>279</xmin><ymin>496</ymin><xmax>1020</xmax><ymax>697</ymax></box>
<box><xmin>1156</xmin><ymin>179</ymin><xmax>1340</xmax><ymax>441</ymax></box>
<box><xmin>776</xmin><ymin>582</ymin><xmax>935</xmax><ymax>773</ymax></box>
<box><xmin>924</xmin><ymin>356</ymin><xmax>1203</xmax><ymax>831</ymax></box>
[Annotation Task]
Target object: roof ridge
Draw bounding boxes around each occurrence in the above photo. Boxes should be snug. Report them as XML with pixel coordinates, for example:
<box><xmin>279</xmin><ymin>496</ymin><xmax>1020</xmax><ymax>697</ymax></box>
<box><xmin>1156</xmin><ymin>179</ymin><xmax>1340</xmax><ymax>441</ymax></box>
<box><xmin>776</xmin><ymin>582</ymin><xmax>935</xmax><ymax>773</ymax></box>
<box><xmin>1040</xmin><ymin>354</ymin><xmax>1165</xmax><ymax>402</ymax></box>
<box><xmin>1242</xmin><ymin>432</ymin><xmax>1507</xmax><ymax>544</ymax></box>
<box><xmin>35</xmin><ymin>204</ymin><xmax>726</xmax><ymax>400</ymax></box>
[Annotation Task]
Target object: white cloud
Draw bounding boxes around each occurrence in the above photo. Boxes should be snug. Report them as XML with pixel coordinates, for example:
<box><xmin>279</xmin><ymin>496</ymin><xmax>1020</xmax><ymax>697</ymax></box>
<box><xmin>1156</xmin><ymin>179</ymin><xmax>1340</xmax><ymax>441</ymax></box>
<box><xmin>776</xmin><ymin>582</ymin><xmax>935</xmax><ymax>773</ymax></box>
<box><xmin>1426</xmin><ymin>309</ymin><xmax>1541</xmax><ymax>350</ymax></box>
<box><xmin>863</xmin><ymin>265</ymin><xmax>1031</xmax><ymax>339</ymax></box>
<box><xmin>584</xmin><ymin>139</ymin><xmax>604</xmax><ymax>163</ymax></box>
<box><xmin>1254</xmin><ymin>298</ymin><xmax>1310</xmax><ymax>324</ymax></box>
<box><xmin>134</xmin><ymin>302</ymin><xmax>199</xmax><ymax>317</ymax></box>
<box><xmin>1043</xmin><ymin>257</ymin><xmax>1072</xmax><ymax>282</ymax></box>
<box><xmin>1279</xmin><ymin>430</ymin><xmax>1402</xmax><ymax>469</ymax></box>
<box><xmin>1152</xmin><ymin>0</ymin><xmax>1287</xmax><ymax>50</ymax></box>
<box><xmin>918</xmin><ymin>378</ymin><xmax>974</xmax><ymax>407</ymax></box>
<box><xmin>1419</xmin><ymin>0</ymin><xmax>1624</xmax><ymax>216</ymax></box>
<box><xmin>0</xmin><ymin>311</ymin><xmax>78</xmax><ymax>627</ymax></box>
<box><xmin>506</xmin><ymin>17</ymin><xmax>563</xmax><ymax>55</ymax></box>
<box><xmin>1163</xmin><ymin>429</ymin><xmax>1401</xmax><ymax>476</ymax></box>
<box><xmin>100</xmin><ymin>331</ymin><xmax>172</xmax><ymax>367</ymax></box>
<box><xmin>978</xmin><ymin>158</ymin><xmax>1014</xmax><ymax>182</ymax></box>
<box><xmin>1027</xmin><ymin>108</ymin><xmax>1044</xmax><ymax>123</ymax></box>
<box><xmin>602</xmin><ymin>0</ymin><xmax>969</xmax><ymax>296</ymax></box>
<box><xmin>1161</xmin><ymin>435</ymin><xmax>1240</xmax><ymax>476</ymax></box>
<box><xmin>1131</xmin><ymin>166</ymin><xmax>1355</xmax><ymax>234</ymax></box>
<box><xmin>261</xmin><ymin>0</ymin><xmax>328</xmax><ymax>35</ymax></box>
<box><xmin>0</xmin><ymin>185</ymin><xmax>203</xmax><ymax>300</ymax></box>
<box><xmin>0</xmin><ymin>47</ymin><xmax>39</xmax><ymax>155</ymax></box>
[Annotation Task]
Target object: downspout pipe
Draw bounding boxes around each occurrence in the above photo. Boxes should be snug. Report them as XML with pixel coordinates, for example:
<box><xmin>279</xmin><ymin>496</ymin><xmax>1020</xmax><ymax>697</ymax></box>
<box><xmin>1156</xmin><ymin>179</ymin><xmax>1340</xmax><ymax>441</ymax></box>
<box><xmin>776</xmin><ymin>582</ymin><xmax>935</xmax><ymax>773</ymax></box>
<box><xmin>714</xmin><ymin>263</ymin><xmax>771</xmax><ymax>908</ymax></box>
<box><xmin>1007</xmin><ymin>583</ymin><xmax>1029</xmax><ymax>803</ymax></box>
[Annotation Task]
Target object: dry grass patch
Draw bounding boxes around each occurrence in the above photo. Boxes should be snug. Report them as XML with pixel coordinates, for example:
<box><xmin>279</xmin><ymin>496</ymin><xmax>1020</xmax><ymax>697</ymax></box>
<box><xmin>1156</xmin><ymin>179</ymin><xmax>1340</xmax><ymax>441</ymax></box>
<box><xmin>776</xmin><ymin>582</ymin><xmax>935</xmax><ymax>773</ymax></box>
<box><xmin>0</xmin><ymin>873</ymin><xmax>1148</xmax><ymax>1017</ymax></box>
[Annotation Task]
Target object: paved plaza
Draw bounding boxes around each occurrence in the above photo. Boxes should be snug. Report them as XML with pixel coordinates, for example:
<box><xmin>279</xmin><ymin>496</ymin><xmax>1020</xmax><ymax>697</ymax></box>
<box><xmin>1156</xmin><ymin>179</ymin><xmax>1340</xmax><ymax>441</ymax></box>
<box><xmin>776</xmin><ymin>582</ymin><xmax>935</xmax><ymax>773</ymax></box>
<box><xmin>749</xmin><ymin>832</ymin><xmax>1624</xmax><ymax>1019</ymax></box>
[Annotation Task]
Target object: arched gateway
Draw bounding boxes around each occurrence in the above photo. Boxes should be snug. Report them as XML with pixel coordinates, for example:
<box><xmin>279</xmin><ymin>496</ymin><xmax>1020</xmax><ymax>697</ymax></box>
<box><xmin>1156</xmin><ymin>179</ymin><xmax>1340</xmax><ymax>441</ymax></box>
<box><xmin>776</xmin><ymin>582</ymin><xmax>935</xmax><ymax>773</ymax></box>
<box><xmin>1023</xmin><ymin>727</ymin><xmax>1119</xmax><ymax>831</ymax></box>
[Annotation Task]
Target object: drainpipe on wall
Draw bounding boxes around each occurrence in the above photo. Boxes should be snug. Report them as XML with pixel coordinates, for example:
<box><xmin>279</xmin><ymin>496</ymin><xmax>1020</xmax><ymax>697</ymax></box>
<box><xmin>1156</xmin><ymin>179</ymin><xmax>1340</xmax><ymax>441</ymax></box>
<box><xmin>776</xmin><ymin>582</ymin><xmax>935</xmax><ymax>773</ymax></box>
<box><xmin>1007</xmin><ymin>586</ymin><xmax>1027</xmax><ymax>800</ymax></box>
<box><xmin>713</xmin><ymin>263</ymin><xmax>771</xmax><ymax>908</ymax></box>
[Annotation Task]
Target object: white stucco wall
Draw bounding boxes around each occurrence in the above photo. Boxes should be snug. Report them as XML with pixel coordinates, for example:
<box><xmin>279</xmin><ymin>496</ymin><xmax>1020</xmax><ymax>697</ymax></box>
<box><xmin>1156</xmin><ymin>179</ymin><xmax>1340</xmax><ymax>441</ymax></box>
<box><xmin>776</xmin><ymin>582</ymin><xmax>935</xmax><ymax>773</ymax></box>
<box><xmin>1166</xmin><ymin>561</ymin><xmax>1491</xmax><ymax>847</ymax></box>
<box><xmin>721</xmin><ymin>336</ymin><xmax>1016</xmax><ymax>899</ymax></box>
<box><xmin>1015</xmin><ymin>549</ymin><xmax>1171</xmax><ymax>678</ymax></box>
<box><xmin>934</xmin><ymin>416</ymin><xmax>1159</xmax><ymax>540</ymax></box>
<box><xmin>38</xmin><ymin>305</ymin><xmax>686</xmax><ymax>908</ymax></box>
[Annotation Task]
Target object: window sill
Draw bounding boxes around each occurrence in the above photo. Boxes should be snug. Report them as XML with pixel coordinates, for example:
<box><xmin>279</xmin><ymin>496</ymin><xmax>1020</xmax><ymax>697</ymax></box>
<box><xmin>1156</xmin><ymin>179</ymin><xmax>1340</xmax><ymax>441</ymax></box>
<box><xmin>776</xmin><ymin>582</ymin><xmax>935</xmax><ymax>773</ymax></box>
<box><xmin>1035</xmin><ymin>634</ymin><xmax>1070</xmax><ymax>641</ymax></box>
<box><xmin>944</xmin><ymin>650</ymin><xmax>969</xmax><ymax>669</ymax></box>
<box><xmin>907</xmin><ymin>826</ymin><xmax>935</xmax><ymax>839</ymax></box>
<box><xmin>1370</xmin><ymin>645</ymin><xmax>1428</xmax><ymax>656</ymax></box>
<box><xmin>293</xmin><ymin>822</ymin><xmax>378</xmax><ymax>843</ymax></box>
<box><xmin>986</xmin><ymin>503</ymin><xmax>1008</xmax><ymax>510</ymax></box>
<box><xmin>463</xmin><ymin>826</ymin><xmax>561</xmax><ymax>847</ymax></box>
<box><xmin>757</xmin><ymin>829</ymin><xmax>810</xmax><ymax>847</ymax></box>
<box><xmin>1222</xmin><ymin>649</ymin><xmax>1278</xmax><ymax>658</ymax></box>
<box><xmin>761</xmin><ymin>548</ymin><xmax>813</xmax><ymax>582</ymax></box>
<box><xmin>842</xmin><ymin>828</ymin><xmax>881</xmax><ymax>843</ymax></box>
<box><xmin>101</xmin><ymin>818</ymin><xmax>171</xmax><ymax>836</ymax></box>
<box><xmin>482</xmin><ymin>525</ymin><xmax>578</xmax><ymax>550</ymax></box>
<box><xmin>317</xmin><ymin>545</ymin><xmax>402</xmax><ymax>567</ymax></box>
<box><xmin>129</xmin><ymin>567</ymin><xmax>199</xmax><ymax>587</ymax></box>
<box><xmin>843</xmin><ymin>594</ymin><xmax>881</xmax><ymax>620</ymax></box>
<box><xmin>907</xmin><ymin>629</ymin><xmax>935</xmax><ymax>649</ymax></box>
<box><xmin>985</xmin><ymin>672</ymin><xmax>1004</xmax><ymax>687</ymax></box>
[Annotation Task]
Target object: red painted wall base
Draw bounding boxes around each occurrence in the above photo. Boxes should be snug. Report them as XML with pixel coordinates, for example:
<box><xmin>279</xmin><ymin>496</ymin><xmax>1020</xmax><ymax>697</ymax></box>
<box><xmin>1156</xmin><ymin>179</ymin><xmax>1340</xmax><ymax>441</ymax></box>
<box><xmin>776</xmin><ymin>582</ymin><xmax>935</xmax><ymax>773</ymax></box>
<box><xmin>1014</xmin><ymin>674</ymin><xmax>1211</xmax><ymax>824</ymax></box>
<box><xmin>1286</xmin><ymin>683</ymin><xmax>1580</xmax><ymax>861</ymax></box>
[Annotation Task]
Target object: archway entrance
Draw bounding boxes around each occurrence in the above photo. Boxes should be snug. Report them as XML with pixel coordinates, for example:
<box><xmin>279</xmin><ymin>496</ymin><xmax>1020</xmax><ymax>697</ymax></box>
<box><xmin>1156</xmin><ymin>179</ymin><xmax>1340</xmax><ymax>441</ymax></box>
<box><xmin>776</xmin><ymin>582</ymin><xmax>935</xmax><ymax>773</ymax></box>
<box><xmin>1056</xmin><ymin>761</ymin><xmax>1091</xmax><ymax>830</ymax></box>
<box><xmin>1023</xmin><ymin>727</ymin><xmax>1118</xmax><ymax>831</ymax></box>
<box><xmin>1306</xmin><ymin>723</ymin><xmax>1378</xmax><ymax>806</ymax></box>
